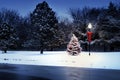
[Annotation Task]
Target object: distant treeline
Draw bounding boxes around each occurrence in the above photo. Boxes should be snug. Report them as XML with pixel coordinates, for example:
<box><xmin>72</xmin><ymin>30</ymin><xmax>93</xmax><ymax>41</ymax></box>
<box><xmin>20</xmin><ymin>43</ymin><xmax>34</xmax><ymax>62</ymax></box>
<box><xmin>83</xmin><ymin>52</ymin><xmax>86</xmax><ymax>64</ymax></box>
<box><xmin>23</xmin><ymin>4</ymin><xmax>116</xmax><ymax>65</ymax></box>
<box><xmin>0</xmin><ymin>1</ymin><xmax>120</xmax><ymax>53</ymax></box>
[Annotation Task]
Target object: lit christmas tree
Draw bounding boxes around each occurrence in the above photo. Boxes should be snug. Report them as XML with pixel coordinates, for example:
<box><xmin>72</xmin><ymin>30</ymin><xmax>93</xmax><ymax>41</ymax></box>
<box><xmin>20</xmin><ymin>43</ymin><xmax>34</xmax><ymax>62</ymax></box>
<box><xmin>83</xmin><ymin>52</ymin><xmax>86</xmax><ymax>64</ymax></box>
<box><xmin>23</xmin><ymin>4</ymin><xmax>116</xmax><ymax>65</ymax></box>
<box><xmin>67</xmin><ymin>34</ymin><xmax>82</xmax><ymax>56</ymax></box>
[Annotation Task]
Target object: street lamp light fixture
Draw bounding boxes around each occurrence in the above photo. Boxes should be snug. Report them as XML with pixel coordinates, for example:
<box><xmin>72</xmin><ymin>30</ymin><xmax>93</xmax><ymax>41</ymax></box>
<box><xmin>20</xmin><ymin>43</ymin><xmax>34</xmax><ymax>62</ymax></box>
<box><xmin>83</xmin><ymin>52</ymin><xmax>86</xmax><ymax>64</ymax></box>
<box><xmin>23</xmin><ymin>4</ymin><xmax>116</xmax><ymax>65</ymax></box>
<box><xmin>87</xmin><ymin>23</ymin><xmax>93</xmax><ymax>56</ymax></box>
<box><xmin>88</xmin><ymin>23</ymin><xmax>92</xmax><ymax>29</ymax></box>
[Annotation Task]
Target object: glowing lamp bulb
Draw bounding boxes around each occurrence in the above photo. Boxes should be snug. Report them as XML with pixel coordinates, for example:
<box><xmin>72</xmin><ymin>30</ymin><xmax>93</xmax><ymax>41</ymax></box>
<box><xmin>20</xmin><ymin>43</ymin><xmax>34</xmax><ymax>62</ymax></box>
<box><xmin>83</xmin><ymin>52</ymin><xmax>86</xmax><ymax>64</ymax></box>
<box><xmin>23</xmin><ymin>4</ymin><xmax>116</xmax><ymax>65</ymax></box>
<box><xmin>88</xmin><ymin>23</ymin><xmax>92</xmax><ymax>29</ymax></box>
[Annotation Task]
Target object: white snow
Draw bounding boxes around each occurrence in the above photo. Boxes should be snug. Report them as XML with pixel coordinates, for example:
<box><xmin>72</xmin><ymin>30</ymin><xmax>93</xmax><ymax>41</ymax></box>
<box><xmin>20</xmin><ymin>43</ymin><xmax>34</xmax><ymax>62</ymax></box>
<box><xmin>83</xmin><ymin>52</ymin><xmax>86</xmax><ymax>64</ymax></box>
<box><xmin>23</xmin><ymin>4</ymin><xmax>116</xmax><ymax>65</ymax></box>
<box><xmin>0</xmin><ymin>51</ymin><xmax>120</xmax><ymax>70</ymax></box>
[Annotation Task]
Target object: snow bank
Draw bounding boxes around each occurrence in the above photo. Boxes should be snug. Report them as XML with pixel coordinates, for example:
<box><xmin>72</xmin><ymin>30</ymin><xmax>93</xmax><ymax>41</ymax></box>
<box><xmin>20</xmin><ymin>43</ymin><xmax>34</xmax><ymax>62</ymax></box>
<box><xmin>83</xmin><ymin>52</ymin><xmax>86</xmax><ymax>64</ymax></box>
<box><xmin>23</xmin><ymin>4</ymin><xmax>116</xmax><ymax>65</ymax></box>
<box><xmin>0</xmin><ymin>51</ymin><xmax>120</xmax><ymax>70</ymax></box>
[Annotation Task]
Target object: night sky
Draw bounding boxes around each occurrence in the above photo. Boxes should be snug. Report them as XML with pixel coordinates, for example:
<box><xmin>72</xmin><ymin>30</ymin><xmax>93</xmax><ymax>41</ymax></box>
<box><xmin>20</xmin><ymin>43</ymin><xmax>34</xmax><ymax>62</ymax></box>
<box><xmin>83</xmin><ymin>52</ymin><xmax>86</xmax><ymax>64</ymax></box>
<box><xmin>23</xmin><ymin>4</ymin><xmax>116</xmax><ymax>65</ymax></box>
<box><xmin>0</xmin><ymin>0</ymin><xmax>119</xmax><ymax>19</ymax></box>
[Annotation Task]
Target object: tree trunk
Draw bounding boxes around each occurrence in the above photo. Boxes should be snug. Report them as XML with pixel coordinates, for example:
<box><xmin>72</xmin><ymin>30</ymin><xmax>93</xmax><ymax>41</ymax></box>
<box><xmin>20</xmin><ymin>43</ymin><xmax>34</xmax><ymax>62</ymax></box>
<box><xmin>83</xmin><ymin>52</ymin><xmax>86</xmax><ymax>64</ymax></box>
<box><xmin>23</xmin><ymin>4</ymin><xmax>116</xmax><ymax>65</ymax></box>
<box><xmin>4</xmin><ymin>50</ymin><xmax>7</xmax><ymax>53</ymax></box>
<box><xmin>2</xmin><ymin>46</ymin><xmax>7</xmax><ymax>53</ymax></box>
<box><xmin>103</xmin><ymin>43</ymin><xmax>106</xmax><ymax>52</ymax></box>
<box><xmin>40</xmin><ymin>48</ymin><xmax>43</xmax><ymax>54</ymax></box>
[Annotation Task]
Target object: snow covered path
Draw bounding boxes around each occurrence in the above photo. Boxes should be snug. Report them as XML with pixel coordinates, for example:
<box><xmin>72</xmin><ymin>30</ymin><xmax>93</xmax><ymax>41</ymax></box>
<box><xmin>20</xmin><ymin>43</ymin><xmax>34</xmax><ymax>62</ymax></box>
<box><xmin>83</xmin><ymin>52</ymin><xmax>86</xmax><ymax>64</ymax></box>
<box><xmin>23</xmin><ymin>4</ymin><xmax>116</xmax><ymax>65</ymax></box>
<box><xmin>0</xmin><ymin>51</ymin><xmax>120</xmax><ymax>70</ymax></box>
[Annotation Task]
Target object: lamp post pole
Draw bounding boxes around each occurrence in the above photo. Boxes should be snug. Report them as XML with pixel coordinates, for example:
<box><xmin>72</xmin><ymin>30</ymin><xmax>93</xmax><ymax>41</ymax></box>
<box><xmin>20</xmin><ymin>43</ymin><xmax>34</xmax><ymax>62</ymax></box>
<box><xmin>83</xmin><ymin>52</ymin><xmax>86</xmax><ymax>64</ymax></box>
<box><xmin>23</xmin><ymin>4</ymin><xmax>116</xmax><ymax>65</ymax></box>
<box><xmin>87</xmin><ymin>23</ymin><xmax>93</xmax><ymax>56</ymax></box>
<box><xmin>89</xmin><ymin>41</ymin><xmax>90</xmax><ymax>56</ymax></box>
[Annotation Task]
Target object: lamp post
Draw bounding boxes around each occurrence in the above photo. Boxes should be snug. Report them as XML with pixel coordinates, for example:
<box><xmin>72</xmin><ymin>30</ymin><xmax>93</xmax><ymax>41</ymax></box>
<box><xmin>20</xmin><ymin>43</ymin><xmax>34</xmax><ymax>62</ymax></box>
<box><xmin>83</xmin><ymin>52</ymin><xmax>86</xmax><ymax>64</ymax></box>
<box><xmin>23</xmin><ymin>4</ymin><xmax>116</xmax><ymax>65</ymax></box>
<box><xmin>87</xmin><ymin>23</ymin><xmax>93</xmax><ymax>56</ymax></box>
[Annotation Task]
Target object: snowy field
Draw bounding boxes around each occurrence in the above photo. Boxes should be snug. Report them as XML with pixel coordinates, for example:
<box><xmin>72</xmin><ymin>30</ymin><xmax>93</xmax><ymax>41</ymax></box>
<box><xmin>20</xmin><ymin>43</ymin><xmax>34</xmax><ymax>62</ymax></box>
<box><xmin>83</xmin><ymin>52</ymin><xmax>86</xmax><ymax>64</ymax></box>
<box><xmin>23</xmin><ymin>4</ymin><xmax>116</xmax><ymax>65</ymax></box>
<box><xmin>0</xmin><ymin>51</ymin><xmax>120</xmax><ymax>70</ymax></box>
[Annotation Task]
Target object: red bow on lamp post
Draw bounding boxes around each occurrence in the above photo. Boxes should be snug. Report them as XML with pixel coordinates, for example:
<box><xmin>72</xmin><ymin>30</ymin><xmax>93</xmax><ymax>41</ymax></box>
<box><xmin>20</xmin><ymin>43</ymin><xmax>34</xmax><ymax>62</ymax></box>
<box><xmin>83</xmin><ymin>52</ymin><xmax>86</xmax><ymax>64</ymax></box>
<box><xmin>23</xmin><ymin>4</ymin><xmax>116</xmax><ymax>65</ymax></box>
<box><xmin>87</xmin><ymin>23</ymin><xmax>93</xmax><ymax>56</ymax></box>
<box><xmin>87</xmin><ymin>31</ymin><xmax>93</xmax><ymax>42</ymax></box>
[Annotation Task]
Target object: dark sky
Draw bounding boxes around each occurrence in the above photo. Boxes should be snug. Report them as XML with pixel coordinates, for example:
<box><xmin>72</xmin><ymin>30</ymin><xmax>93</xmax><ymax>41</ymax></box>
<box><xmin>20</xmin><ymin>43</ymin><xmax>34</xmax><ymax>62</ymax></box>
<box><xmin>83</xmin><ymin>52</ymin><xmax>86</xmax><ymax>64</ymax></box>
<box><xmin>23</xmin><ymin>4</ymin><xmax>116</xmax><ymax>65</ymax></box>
<box><xmin>0</xmin><ymin>0</ymin><xmax>119</xmax><ymax>19</ymax></box>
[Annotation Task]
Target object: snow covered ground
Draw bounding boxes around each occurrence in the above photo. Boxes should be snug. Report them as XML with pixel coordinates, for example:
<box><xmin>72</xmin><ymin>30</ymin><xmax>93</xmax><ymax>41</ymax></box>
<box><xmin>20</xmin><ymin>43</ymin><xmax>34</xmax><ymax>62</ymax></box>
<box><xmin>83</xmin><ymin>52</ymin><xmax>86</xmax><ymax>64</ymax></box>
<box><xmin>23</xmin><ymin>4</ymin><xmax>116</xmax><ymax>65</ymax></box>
<box><xmin>0</xmin><ymin>51</ymin><xmax>120</xmax><ymax>70</ymax></box>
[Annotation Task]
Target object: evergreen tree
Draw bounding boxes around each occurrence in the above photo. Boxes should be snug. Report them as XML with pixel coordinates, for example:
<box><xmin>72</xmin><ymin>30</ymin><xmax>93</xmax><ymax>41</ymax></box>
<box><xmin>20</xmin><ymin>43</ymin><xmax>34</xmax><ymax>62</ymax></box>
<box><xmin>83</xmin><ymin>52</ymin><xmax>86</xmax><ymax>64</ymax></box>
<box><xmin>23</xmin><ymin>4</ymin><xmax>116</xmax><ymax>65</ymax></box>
<box><xmin>107</xmin><ymin>2</ymin><xmax>118</xmax><ymax>18</ymax></box>
<box><xmin>67</xmin><ymin>34</ymin><xmax>82</xmax><ymax>56</ymax></box>
<box><xmin>0</xmin><ymin>23</ymin><xmax>18</xmax><ymax>53</ymax></box>
<box><xmin>96</xmin><ymin>10</ymin><xmax>120</xmax><ymax>51</ymax></box>
<box><xmin>97</xmin><ymin>10</ymin><xmax>119</xmax><ymax>40</ymax></box>
<box><xmin>30</xmin><ymin>1</ymin><xmax>59</xmax><ymax>53</ymax></box>
<box><xmin>0</xmin><ymin>8</ymin><xmax>26</xmax><ymax>49</ymax></box>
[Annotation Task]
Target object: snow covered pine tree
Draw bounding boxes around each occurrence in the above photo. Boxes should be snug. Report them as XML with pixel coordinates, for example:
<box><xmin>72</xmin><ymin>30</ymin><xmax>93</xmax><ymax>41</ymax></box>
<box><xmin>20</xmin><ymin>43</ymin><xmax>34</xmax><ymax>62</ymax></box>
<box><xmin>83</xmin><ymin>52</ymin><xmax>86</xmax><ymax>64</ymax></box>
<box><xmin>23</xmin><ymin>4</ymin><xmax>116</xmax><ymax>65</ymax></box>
<box><xmin>67</xmin><ymin>34</ymin><xmax>82</xmax><ymax>56</ymax></box>
<box><xmin>30</xmin><ymin>1</ymin><xmax>59</xmax><ymax>54</ymax></box>
<box><xmin>0</xmin><ymin>23</ymin><xmax>18</xmax><ymax>53</ymax></box>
